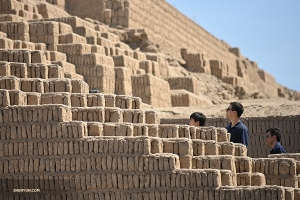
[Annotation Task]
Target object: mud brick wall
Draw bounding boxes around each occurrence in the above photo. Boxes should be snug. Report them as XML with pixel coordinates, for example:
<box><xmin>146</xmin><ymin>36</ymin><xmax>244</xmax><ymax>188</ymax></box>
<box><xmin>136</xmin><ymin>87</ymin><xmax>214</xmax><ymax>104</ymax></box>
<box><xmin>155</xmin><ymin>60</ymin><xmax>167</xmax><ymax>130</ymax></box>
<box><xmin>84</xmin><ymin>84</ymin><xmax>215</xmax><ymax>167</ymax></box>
<box><xmin>131</xmin><ymin>74</ymin><xmax>171</xmax><ymax>107</ymax></box>
<box><xmin>81</xmin><ymin>0</ymin><xmax>237</xmax><ymax>67</ymax></box>
<box><xmin>170</xmin><ymin>90</ymin><xmax>213</xmax><ymax>107</ymax></box>
<box><xmin>162</xmin><ymin>115</ymin><xmax>300</xmax><ymax>158</ymax></box>
<box><xmin>166</xmin><ymin>77</ymin><xmax>197</xmax><ymax>95</ymax></box>
<box><xmin>181</xmin><ymin>49</ymin><xmax>210</xmax><ymax>74</ymax></box>
<box><xmin>210</xmin><ymin>60</ymin><xmax>230</xmax><ymax>80</ymax></box>
<box><xmin>0</xmin><ymin>21</ymin><xmax>30</xmax><ymax>41</ymax></box>
<box><xmin>76</xmin><ymin>64</ymin><xmax>115</xmax><ymax>94</ymax></box>
<box><xmin>252</xmin><ymin>158</ymin><xmax>297</xmax><ymax>187</ymax></box>
<box><xmin>0</xmin><ymin>104</ymin><xmax>72</xmax><ymax>123</ymax></box>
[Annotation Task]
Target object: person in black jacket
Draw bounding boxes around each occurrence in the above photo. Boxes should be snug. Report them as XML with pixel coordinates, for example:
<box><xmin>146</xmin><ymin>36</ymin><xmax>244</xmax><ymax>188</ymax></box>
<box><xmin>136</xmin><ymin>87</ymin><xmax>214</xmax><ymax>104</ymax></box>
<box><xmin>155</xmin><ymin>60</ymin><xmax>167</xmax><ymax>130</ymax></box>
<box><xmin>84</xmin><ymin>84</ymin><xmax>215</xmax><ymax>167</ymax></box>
<box><xmin>266</xmin><ymin>128</ymin><xmax>286</xmax><ymax>154</ymax></box>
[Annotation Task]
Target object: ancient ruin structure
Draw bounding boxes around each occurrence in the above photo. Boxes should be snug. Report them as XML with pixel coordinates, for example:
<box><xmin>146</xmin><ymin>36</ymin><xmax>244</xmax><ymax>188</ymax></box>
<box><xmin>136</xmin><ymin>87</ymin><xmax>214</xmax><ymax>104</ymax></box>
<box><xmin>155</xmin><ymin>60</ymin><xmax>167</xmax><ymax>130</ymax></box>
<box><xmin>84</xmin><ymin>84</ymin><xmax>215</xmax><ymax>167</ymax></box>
<box><xmin>0</xmin><ymin>0</ymin><xmax>300</xmax><ymax>199</ymax></box>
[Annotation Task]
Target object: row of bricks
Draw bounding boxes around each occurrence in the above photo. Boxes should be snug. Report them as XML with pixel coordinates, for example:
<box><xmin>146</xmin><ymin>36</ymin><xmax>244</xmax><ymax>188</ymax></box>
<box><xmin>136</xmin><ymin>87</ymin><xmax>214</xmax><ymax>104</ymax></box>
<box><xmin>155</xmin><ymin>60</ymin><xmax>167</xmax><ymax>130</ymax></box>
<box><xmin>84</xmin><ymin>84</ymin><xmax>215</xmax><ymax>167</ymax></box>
<box><xmin>252</xmin><ymin>158</ymin><xmax>296</xmax><ymax>175</ymax></box>
<box><xmin>0</xmin><ymin>19</ymin><xmax>89</xmax><ymax>36</ymax></box>
<box><xmin>56</xmin><ymin>43</ymin><xmax>105</xmax><ymax>56</ymax></box>
<box><xmin>166</xmin><ymin>77</ymin><xmax>197</xmax><ymax>93</ymax></box>
<box><xmin>67</xmin><ymin>53</ymin><xmax>114</xmax><ymax>66</ymax></box>
<box><xmin>0</xmin><ymin>0</ymin><xmax>27</xmax><ymax>12</ymax></box>
<box><xmin>0</xmin><ymin>170</ymin><xmax>221</xmax><ymax>191</ymax></box>
<box><xmin>0</xmin><ymin>14</ymin><xmax>25</xmax><ymax>23</ymax></box>
<box><xmin>84</xmin><ymin>122</ymin><xmax>229</xmax><ymax>141</ymax></box>
<box><xmin>113</xmin><ymin>55</ymin><xmax>140</xmax><ymax>69</ymax></box>
<box><xmin>0</xmin><ymin>121</ymin><xmax>88</xmax><ymax>139</ymax></box>
<box><xmin>83</xmin><ymin>75</ymin><xmax>115</xmax><ymax>94</ymax></box>
<box><xmin>71</xmin><ymin>107</ymin><xmax>158</xmax><ymax>124</ymax></box>
<box><xmin>0</xmin><ymin>104</ymin><xmax>72</xmax><ymax>122</ymax></box>
<box><xmin>220</xmin><ymin>186</ymin><xmax>295</xmax><ymax>200</ymax></box>
<box><xmin>0</xmin><ymin>76</ymin><xmax>89</xmax><ymax>93</ymax></box>
<box><xmin>0</xmin><ymin>122</ymin><xmax>228</xmax><ymax>141</ymax></box>
<box><xmin>192</xmin><ymin>156</ymin><xmax>237</xmax><ymax>172</ymax></box>
<box><xmin>170</xmin><ymin>92</ymin><xmax>213</xmax><ymax>107</ymax></box>
<box><xmin>29</xmin><ymin>17</ymin><xmax>95</xmax><ymax>32</ymax></box>
<box><xmin>152</xmin><ymin>138</ymin><xmax>246</xmax><ymax>157</ymax></box>
<box><xmin>0</xmin><ymin>137</ymin><xmax>242</xmax><ymax>158</ymax></box>
<box><xmin>0</xmin><ymin>136</ymin><xmax>151</xmax><ymax>157</ymax></box>
<box><xmin>0</xmin><ymin>49</ymin><xmax>49</xmax><ymax>65</ymax></box>
<box><xmin>0</xmin><ymin>190</ymin><xmax>220</xmax><ymax>200</ymax></box>
<box><xmin>0</xmin><ymin>89</ymin><xmax>142</xmax><ymax>109</ymax></box>
<box><xmin>0</xmin><ymin>61</ymin><xmax>64</xmax><ymax>79</ymax></box>
<box><xmin>235</xmin><ymin>172</ymin><xmax>265</xmax><ymax>186</ymax></box>
<box><xmin>0</xmin><ymin>154</ymin><xmax>179</xmax><ymax>173</ymax></box>
<box><xmin>28</xmin><ymin>21</ymin><xmax>73</xmax><ymax>35</ymax></box>
<box><xmin>193</xmin><ymin>155</ymin><xmax>298</xmax><ymax>177</ymax></box>
<box><xmin>235</xmin><ymin>172</ymin><xmax>297</xmax><ymax>188</ymax></box>
<box><xmin>0</xmin><ymin>37</ymin><xmax>44</xmax><ymax>50</ymax></box>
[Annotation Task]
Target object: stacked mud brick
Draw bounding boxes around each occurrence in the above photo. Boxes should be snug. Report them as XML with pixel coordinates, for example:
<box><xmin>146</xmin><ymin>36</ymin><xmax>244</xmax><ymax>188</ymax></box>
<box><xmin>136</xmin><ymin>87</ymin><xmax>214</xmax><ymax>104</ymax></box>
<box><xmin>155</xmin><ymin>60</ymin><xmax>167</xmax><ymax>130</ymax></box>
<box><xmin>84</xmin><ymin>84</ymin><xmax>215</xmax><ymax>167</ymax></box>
<box><xmin>0</xmin><ymin>0</ymin><xmax>42</xmax><ymax>21</ymax></box>
<box><xmin>0</xmin><ymin>12</ymin><xmax>179</xmax><ymax>107</ymax></box>
<box><xmin>65</xmin><ymin>0</ymin><xmax>300</xmax><ymax>99</ymax></box>
<box><xmin>162</xmin><ymin>116</ymin><xmax>300</xmax><ymax>159</ymax></box>
<box><xmin>1</xmin><ymin>0</ymin><xmax>300</xmax><ymax>199</ymax></box>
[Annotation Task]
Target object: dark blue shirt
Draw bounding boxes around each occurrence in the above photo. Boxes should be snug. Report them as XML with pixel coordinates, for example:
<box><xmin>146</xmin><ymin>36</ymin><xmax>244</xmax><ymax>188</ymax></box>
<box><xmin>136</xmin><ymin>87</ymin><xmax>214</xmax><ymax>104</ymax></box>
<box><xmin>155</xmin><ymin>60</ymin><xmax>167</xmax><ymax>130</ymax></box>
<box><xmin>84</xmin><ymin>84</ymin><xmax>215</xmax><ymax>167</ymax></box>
<box><xmin>270</xmin><ymin>142</ymin><xmax>286</xmax><ymax>154</ymax></box>
<box><xmin>225</xmin><ymin>120</ymin><xmax>249</xmax><ymax>147</ymax></box>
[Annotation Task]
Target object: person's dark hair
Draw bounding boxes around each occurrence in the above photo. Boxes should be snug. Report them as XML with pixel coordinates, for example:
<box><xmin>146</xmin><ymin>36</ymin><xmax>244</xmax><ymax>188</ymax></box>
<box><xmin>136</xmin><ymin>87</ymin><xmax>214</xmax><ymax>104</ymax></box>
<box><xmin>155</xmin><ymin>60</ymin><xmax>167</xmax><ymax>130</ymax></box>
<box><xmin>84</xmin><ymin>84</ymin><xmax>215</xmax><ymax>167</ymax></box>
<box><xmin>266</xmin><ymin>127</ymin><xmax>281</xmax><ymax>142</ymax></box>
<box><xmin>190</xmin><ymin>112</ymin><xmax>206</xmax><ymax>126</ymax></box>
<box><xmin>230</xmin><ymin>102</ymin><xmax>244</xmax><ymax>117</ymax></box>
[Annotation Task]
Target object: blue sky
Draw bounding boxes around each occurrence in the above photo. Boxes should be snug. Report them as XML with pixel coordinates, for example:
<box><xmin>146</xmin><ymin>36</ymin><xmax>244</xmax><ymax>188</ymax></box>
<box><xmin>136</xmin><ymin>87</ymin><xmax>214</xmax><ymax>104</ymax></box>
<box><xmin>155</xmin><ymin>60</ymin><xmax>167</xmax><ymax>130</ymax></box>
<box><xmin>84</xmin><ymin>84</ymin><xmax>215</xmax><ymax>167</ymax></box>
<box><xmin>166</xmin><ymin>0</ymin><xmax>300</xmax><ymax>92</ymax></box>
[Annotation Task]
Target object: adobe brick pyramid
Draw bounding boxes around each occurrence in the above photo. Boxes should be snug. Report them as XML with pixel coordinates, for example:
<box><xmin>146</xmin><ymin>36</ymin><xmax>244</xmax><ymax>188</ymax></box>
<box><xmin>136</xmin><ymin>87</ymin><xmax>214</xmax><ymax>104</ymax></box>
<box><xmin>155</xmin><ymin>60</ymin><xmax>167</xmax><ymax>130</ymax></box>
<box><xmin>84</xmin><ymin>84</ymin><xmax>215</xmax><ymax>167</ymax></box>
<box><xmin>0</xmin><ymin>0</ymin><xmax>300</xmax><ymax>199</ymax></box>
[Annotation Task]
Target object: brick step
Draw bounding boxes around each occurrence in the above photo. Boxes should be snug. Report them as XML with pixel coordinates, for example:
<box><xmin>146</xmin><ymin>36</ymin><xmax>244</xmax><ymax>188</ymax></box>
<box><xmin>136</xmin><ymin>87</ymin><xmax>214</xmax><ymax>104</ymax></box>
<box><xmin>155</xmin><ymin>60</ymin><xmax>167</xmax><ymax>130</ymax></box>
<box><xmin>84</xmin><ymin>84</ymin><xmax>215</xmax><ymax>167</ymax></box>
<box><xmin>252</xmin><ymin>158</ymin><xmax>297</xmax><ymax>188</ymax></box>
<box><xmin>87</xmin><ymin>122</ymin><xmax>161</xmax><ymax>137</ymax></box>
<box><xmin>192</xmin><ymin>155</ymin><xmax>237</xmax><ymax>172</ymax></box>
<box><xmin>28</xmin><ymin>16</ymin><xmax>95</xmax><ymax>31</ymax></box>
<box><xmin>66</xmin><ymin>53</ymin><xmax>114</xmax><ymax>66</ymax></box>
<box><xmin>0</xmin><ymin>176</ymin><xmax>224</xmax><ymax>200</ymax></box>
<box><xmin>156</xmin><ymin>124</ymin><xmax>229</xmax><ymax>142</ymax></box>
<box><xmin>74</xmin><ymin>26</ymin><xmax>101</xmax><ymax>38</ymax></box>
<box><xmin>101</xmin><ymin>32</ymin><xmax>120</xmax><ymax>43</ymax></box>
<box><xmin>0</xmin><ymin>90</ymin><xmax>142</xmax><ymax>109</ymax></box>
<box><xmin>0</xmin><ymin>121</ymin><xmax>88</xmax><ymax>140</ymax></box>
<box><xmin>71</xmin><ymin>107</ymin><xmax>149</xmax><ymax>124</ymax></box>
<box><xmin>44</xmin><ymin>50</ymin><xmax>67</xmax><ymax>62</ymax></box>
<box><xmin>0</xmin><ymin>14</ymin><xmax>25</xmax><ymax>22</ymax></box>
<box><xmin>0</xmin><ymin>49</ymin><xmax>51</xmax><ymax>65</ymax></box>
<box><xmin>0</xmin><ymin>76</ymin><xmax>89</xmax><ymax>93</ymax></box>
<box><xmin>219</xmin><ymin>185</ymin><xmax>294</xmax><ymax>199</ymax></box>
<box><xmin>64</xmin><ymin>72</ymin><xmax>84</xmax><ymax>80</ymax></box>
<box><xmin>59</xmin><ymin>33</ymin><xmax>87</xmax><ymax>44</ymax></box>
<box><xmin>220</xmin><ymin>170</ymin><xmax>237</xmax><ymax>186</ymax></box>
<box><xmin>0</xmin><ymin>61</ymin><xmax>64</xmax><ymax>79</ymax></box>
<box><xmin>0</xmin><ymin>136</ymin><xmax>152</xmax><ymax>158</ymax></box>
<box><xmin>153</xmin><ymin>138</ymin><xmax>247</xmax><ymax>168</ymax></box>
<box><xmin>56</xmin><ymin>43</ymin><xmax>106</xmax><ymax>56</ymax></box>
<box><xmin>236</xmin><ymin>172</ymin><xmax>266</xmax><ymax>186</ymax></box>
<box><xmin>170</xmin><ymin>89</ymin><xmax>213</xmax><ymax>107</ymax></box>
<box><xmin>51</xmin><ymin>61</ymin><xmax>76</xmax><ymax>73</ymax></box>
<box><xmin>151</xmin><ymin>138</ymin><xmax>247</xmax><ymax>168</ymax></box>
<box><xmin>0</xmin><ymin>104</ymin><xmax>72</xmax><ymax>123</ymax></box>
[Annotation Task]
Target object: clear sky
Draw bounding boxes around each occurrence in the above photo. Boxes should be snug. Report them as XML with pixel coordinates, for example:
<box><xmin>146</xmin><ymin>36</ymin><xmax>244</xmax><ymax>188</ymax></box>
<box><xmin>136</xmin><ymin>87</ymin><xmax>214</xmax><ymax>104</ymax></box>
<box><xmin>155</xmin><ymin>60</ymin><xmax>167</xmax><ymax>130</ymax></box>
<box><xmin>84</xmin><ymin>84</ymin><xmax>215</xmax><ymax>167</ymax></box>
<box><xmin>166</xmin><ymin>0</ymin><xmax>300</xmax><ymax>92</ymax></box>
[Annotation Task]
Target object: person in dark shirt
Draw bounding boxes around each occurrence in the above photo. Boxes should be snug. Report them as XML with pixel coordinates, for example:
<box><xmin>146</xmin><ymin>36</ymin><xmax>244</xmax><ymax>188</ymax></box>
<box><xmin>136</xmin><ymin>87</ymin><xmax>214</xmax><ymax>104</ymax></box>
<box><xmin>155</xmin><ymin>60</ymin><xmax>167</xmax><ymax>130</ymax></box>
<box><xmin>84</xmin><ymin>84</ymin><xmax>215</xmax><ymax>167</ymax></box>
<box><xmin>189</xmin><ymin>112</ymin><xmax>206</xmax><ymax>127</ymax></box>
<box><xmin>266</xmin><ymin>128</ymin><xmax>286</xmax><ymax>154</ymax></box>
<box><xmin>225</xmin><ymin>102</ymin><xmax>249</xmax><ymax>147</ymax></box>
